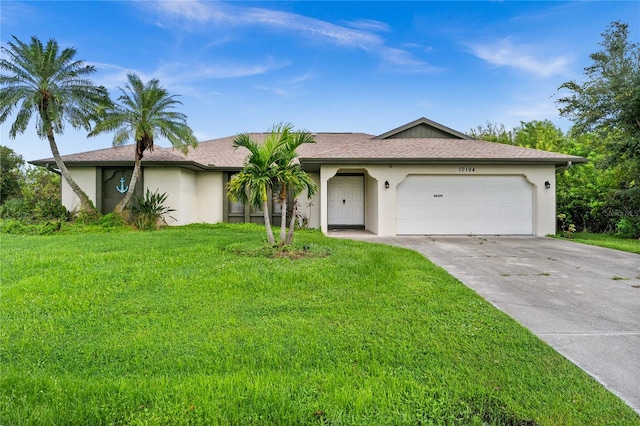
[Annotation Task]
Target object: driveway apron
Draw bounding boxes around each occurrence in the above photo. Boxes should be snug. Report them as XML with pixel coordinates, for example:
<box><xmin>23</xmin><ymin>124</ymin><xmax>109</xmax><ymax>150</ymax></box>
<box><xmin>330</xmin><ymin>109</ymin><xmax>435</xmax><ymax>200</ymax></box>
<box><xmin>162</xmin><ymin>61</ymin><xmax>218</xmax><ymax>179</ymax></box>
<box><xmin>332</xmin><ymin>233</ymin><xmax>640</xmax><ymax>413</ymax></box>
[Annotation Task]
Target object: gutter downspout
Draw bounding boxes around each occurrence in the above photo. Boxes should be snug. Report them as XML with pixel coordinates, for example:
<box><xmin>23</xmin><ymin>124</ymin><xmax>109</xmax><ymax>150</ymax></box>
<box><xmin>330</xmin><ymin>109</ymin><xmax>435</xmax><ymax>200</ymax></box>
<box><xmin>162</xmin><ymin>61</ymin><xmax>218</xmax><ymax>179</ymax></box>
<box><xmin>45</xmin><ymin>163</ymin><xmax>62</xmax><ymax>176</ymax></box>
<box><xmin>555</xmin><ymin>161</ymin><xmax>573</xmax><ymax>173</ymax></box>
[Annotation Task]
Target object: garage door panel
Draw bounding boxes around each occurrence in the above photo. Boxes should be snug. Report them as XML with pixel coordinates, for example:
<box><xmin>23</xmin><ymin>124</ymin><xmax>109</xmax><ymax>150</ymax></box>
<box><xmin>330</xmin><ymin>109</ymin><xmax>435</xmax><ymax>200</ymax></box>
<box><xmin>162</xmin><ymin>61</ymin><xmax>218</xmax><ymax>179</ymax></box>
<box><xmin>397</xmin><ymin>175</ymin><xmax>533</xmax><ymax>235</ymax></box>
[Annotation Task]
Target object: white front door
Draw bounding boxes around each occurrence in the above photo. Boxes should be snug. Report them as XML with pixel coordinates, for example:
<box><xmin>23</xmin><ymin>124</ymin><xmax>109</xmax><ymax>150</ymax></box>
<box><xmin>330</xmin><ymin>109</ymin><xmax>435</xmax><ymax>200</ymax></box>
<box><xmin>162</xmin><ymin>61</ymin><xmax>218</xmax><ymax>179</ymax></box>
<box><xmin>396</xmin><ymin>175</ymin><xmax>533</xmax><ymax>235</ymax></box>
<box><xmin>328</xmin><ymin>176</ymin><xmax>364</xmax><ymax>225</ymax></box>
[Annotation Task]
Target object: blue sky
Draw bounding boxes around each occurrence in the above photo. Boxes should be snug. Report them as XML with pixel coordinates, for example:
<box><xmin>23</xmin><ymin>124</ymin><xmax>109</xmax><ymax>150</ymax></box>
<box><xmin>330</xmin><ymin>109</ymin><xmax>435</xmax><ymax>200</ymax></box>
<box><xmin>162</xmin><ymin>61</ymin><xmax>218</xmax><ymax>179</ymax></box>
<box><xmin>1</xmin><ymin>1</ymin><xmax>638</xmax><ymax>161</ymax></box>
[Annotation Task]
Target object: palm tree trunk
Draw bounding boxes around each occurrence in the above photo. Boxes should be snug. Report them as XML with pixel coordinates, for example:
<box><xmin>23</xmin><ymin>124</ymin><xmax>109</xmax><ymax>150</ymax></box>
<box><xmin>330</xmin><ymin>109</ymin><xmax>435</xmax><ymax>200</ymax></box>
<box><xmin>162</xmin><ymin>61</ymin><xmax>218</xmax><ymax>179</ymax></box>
<box><xmin>279</xmin><ymin>185</ymin><xmax>287</xmax><ymax>243</ymax></box>
<box><xmin>114</xmin><ymin>159</ymin><xmax>141</xmax><ymax>213</ymax></box>
<box><xmin>285</xmin><ymin>199</ymin><xmax>298</xmax><ymax>245</ymax></box>
<box><xmin>263</xmin><ymin>197</ymin><xmax>275</xmax><ymax>245</ymax></box>
<box><xmin>46</xmin><ymin>128</ymin><xmax>96</xmax><ymax>214</ymax></box>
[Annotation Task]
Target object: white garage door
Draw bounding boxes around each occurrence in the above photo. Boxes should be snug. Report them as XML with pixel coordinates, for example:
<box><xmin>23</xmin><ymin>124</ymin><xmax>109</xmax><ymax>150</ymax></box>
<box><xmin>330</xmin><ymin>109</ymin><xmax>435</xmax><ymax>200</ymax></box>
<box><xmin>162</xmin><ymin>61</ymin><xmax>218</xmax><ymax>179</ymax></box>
<box><xmin>397</xmin><ymin>175</ymin><xmax>533</xmax><ymax>235</ymax></box>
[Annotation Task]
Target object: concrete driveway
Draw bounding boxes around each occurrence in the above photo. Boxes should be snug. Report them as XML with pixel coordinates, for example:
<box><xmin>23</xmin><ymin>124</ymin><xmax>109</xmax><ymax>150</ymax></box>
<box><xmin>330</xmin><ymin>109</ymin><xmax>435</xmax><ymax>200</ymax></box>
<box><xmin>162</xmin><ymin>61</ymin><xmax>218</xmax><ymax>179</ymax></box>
<box><xmin>331</xmin><ymin>233</ymin><xmax>640</xmax><ymax>413</ymax></box>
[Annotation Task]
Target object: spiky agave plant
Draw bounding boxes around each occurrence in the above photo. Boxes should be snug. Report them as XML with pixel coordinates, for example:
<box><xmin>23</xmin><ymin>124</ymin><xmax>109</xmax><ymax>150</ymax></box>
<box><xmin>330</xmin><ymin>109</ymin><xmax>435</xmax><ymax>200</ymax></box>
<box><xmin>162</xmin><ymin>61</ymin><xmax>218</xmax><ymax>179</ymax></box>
<box><xmin>131</xmin><ymin>189</ymin><xmax>176</xmax><ymax>230</ymax></box>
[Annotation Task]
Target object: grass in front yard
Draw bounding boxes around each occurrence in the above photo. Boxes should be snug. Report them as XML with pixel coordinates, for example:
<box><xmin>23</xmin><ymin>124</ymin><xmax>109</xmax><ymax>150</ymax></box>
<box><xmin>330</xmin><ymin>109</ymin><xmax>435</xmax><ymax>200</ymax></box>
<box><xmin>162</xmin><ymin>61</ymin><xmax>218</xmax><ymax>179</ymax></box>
<box><xmin>1</xmin><ymin>224</ymin><xmax>638</xmax><ymax>425</ymax></box>
<box><xmin>561</xmin><ymin>232</ymin><xmax>640</xmax><ymax>254</ymax></box>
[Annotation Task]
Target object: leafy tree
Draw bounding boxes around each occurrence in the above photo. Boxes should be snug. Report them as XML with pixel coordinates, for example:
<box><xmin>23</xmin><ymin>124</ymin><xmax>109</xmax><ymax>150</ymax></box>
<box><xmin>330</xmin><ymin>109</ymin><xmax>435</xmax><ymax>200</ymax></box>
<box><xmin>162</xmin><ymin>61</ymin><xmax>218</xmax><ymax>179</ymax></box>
<box><xmin>0</xmin><ymin>145</ymin><xmax>24</xmax><ymax>203</ymax></box>
<box><xmin>513</xmin><ymin>120</ymin><xmax>567</xmax><ymax>152</ymax></box>
<box><xmin>471</xmin><ymin>120</ymin><xmax>566</xmax><ymax>152</ymax></box>
<box><xmin>88</xmin><ymin>72</ymin><xmax>198</xmax><ymax>212</ymax></box>
<box><xmin>0</xmin><ymin>165</ymin><xmax>67</xmax><ymax>222</ymax></box>
<box><xmin>0</xmin><ymin>35</ymin><xmax>110</xmax><ymax>214</ymax></box>
<box><xmin>468</xmin><ymin>122</ymin><xmax>513</xmax><ymax>144</ymax></box>
<box><xmin>556</xmin><ymin>132</ymin><xmax>615</xmax><ymax>232</ymax></box>
<box><xmin>21</xmin><ymin>166</ymin><xmax>67</xmax><ymax>221</ymax></box>
<box><xmin>557</xmin><ymin>21</ymin><xmax>640</xmax><ymax>237</ymax></box>
<box><xmin>557</xmin><ymin>21</ymin><xmax>640</xmax><ymax>167</ymax></box>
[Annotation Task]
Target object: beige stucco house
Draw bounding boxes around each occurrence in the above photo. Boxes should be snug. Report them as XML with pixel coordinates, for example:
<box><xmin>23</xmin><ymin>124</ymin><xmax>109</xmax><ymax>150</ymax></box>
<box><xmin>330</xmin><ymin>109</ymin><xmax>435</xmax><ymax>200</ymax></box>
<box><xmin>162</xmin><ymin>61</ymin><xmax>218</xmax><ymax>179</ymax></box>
<box><xmin>32</xmin><ymin>118</ymin><xmax>586</xmax><ymax>236</ymax></box>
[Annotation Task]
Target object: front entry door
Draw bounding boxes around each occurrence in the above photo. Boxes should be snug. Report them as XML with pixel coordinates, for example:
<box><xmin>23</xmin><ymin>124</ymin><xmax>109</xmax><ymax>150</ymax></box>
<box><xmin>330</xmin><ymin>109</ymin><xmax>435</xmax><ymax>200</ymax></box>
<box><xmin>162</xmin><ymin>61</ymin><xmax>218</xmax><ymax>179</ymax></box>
<box><xmin>328</xmin><ymin>175</ymin><xmax>364</xmax><ymax>226</ymax></box>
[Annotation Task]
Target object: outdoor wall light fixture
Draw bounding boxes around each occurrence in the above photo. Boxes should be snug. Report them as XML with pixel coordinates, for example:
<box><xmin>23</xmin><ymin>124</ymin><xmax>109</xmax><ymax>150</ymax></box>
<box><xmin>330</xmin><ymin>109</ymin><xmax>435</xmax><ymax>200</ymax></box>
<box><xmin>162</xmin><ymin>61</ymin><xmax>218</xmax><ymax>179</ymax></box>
<box><xmin>545</xmin><ymin>181</ymin><xmax>551</xmax><ymax>189</ymax></box>
<box><xmin>385</xmin><ymin>180</ymin><xmax>390</xmax><ymax>189</ymax></box>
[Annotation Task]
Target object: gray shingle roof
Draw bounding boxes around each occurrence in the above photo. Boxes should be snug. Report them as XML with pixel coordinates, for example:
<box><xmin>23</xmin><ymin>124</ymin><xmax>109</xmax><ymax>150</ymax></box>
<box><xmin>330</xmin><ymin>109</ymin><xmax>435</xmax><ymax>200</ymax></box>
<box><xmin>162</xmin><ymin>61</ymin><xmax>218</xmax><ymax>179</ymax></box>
<box><xmin>32</xmin><ymin>145</ymin><xmax>190</xmax><ymax>164</ymax></box>
<box><xmin>31</xmin><ymin>131</ymin><xmax>586</xmax><ymax>169</ymax></box>
<box><xmin>299</xmin><ymin>136</ymin><xmax>586</xmax><ymax>163</ymax></box>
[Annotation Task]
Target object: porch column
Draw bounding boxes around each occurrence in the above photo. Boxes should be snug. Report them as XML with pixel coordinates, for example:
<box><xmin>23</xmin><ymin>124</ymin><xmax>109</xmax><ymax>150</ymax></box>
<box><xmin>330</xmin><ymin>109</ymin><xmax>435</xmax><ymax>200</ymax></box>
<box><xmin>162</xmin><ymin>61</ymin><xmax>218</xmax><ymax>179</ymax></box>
<box><xmin>319</xmin><ymin>165</ymin><xmax>340</xmax><ymax>234</ymax></box>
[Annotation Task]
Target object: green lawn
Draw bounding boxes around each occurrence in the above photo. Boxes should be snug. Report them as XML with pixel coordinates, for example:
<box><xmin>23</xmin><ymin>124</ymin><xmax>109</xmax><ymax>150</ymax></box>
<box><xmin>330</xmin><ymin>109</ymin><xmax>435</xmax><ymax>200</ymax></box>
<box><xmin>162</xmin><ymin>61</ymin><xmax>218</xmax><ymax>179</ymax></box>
<box><xmin>564</xmin><ymin>232</ymin><xmax>640</xmax><ymax>254</ymax></box>
<box><xmin>1</xmin><ymin>224</ymin><xmax>638</xmax><ymax>425</ymax></box>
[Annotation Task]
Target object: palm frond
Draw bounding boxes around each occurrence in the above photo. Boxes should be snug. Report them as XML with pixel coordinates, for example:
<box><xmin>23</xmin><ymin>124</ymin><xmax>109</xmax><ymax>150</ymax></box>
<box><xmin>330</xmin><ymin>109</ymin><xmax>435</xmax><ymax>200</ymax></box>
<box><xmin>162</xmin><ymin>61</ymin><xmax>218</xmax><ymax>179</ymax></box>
<box><xmin>88</xmin><ymin>71</ymin><xmax>197</xmax><ymax>159</ymax></box>
<box><xmin>0</xmin><ymin>35</ymin><xmax>111</xmax><ymax>139</ymax></box>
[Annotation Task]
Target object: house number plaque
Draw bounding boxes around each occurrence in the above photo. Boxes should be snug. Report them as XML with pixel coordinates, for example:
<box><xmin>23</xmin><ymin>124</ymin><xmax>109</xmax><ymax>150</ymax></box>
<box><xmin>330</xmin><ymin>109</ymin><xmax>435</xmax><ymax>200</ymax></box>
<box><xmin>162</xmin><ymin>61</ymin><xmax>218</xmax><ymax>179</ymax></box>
<box><xmin>458</xmin><ymin>166</ymin><xmax>475</xmax><ymax>172</ymax></box>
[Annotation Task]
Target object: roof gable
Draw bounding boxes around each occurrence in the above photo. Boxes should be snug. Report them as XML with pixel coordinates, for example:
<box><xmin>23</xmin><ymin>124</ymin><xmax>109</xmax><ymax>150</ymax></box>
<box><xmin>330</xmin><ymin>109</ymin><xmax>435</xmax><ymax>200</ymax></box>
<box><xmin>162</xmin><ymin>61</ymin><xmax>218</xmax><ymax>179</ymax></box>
<box><xmin>374</xmin><ymin>117</ymin><xmax>470</xmax><ymax>140</ymax></box>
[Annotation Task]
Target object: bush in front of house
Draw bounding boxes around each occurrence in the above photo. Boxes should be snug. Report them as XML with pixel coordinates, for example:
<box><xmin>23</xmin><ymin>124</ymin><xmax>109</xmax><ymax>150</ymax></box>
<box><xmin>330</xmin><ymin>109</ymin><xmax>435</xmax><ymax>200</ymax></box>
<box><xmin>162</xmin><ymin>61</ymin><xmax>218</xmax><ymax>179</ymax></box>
<box><xmin>131</xmin><ymin>189</ymin><xmax>175</xmax><ymax>231</ymax></box>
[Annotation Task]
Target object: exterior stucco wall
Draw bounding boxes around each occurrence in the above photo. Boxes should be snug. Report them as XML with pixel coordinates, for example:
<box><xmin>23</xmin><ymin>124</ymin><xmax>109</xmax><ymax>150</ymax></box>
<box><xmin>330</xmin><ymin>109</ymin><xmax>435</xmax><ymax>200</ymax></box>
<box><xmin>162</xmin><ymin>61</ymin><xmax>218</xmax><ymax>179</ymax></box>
<box><xmin>143</xmin><ymin>167</ymin><xmax>183</xmax><ymax>225</ymax></box>
<box><xmin>195</xmin><ymin>171</ymin><xmax>224</xmax><ymax>224</ymax></box>
<box><xmin>320</xmin><ymin>164</ymin><xmax>556</xmax><ymax>237</ymax></box>
<box><xmin>179</xmin><ymin>169</ymin><xmax>197</xmax><ymax>224</ymax></box>
<box><xmin>365</xmin><ymin>173</ymin><xmax>379</xmax><ymax>234</ymax></box>
<box><xmin>63</xmin><ymin>167</ymin><xmax>97</xmax><ymax>212</ymax></box>
<box><xmin>320</xmin><ymin>166</ymin><xmax>341</xmax><ymax>233</ymax></box>
<box><xmin>66</xmin><ymin>162</ymin><xmax>556</xmax><ymax>236</ymax></box>
<box><xmin>293</xmin><ymin>173</ymin><xmax>320</xmax><ymax>229</ymax></box>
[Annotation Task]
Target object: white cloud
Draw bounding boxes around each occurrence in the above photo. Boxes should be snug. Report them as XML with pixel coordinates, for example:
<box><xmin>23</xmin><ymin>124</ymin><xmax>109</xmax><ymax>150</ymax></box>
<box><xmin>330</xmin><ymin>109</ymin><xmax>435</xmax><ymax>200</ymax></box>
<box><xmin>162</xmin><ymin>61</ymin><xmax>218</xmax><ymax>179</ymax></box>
<box><xmin>91</xmin><ymin>62</ymin><xmax>135</xmax><ymax>89</ymax></box>
<box><xmin>468</xmin><ymin>37</ymin><xmax>571</xmax><ymax>77</ymax></box>
<box><xmin>146</xmin><ymin>1</ymin><xmax>379</xmax><ymax>47</ymax></box>
<box><xmin>91</xmin><ymin>58</ymin><xmax>286</xmax><ymax>92</ymax></box>
<box><xmin>154</xmin><ymin>59</ymin><xmax>288</xmax><ymax>83</ymax></box>
<box><xmin>343</xmin><ymin>19</ymin><xmax>391</xmax><ymax>33</ymax></box>
<box><xmin>143</xmin><ymin>1</ymin><xmax>438</xmax><ymax>73</ymax></box>
<box><xmin>0</xmin><ymin>2</ymin><xmax>36</xmax><ymax>26</ymax></box>
<box><xmin>504</xmin><ymin>100</ymin><xmax>559</xmax><ymax>122</ymax></box>
<box><xmin>402</xmin><ymin>42</ymin><xmax>434</xmax><ymax>53</ymax></box>
<box><xmin>255</xmin><ymin>85</ymin><xmax>289</xmax><ymax>97</ymax></box>
<box><xmin>149</xmin><ymin>0</ymin><xmax>223</xmax><ymax>24</ymax></box>
<box><xmin>252</xmin><ymin>71</ymin><xmax>319</xmax><ymax>99</ymax></box>
<box><xmin>289</xmin><ymin>72</ymin><xmax>315</xmax><ymax>85</ymax></box>
<box><xmin>379</xmin><ymin>47</ymin><xmax>444</xmax><ymax>73</ymax></box>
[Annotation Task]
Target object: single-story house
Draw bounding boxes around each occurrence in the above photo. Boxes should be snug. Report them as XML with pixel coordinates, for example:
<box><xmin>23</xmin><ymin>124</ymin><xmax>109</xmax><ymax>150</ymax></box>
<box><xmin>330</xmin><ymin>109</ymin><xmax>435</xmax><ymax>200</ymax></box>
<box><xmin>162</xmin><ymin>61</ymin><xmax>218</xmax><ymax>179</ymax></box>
<box><xmin>32</xmin><ymin>117</ymin><xmax>586</xmax><ymax>236</ymax></box>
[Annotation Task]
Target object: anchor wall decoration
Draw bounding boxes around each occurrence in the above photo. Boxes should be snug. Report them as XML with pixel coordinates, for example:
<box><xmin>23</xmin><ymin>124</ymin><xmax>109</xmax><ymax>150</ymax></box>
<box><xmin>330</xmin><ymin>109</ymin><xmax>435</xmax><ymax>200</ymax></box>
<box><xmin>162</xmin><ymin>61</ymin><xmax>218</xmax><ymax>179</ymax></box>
<box><xmin>116</xmin><ymin>177</ymin><xmax>129</xmax><ymax>194</ymax></box>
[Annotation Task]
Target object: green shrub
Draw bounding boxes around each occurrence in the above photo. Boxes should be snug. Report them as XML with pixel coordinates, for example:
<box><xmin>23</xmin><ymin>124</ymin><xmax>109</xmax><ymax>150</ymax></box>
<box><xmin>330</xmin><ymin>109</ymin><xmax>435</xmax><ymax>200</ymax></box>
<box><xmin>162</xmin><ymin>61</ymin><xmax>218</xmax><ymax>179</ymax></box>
<box><xmin>73</xmin><ymin>208</ymin><xmax>101</xmax><ymax>225</ymax></box>
<box><xmin>38</xmin><ymin>220</ymin><xmax>63</xmax><ymax>235</ymax></box>
<box><xmin>132</xmin><ymin>189</ymin><xmax>175</xmax><ymax>230</ymax></box>
<box><xmin>100</xmin><ymin>212</ymin><xmax>127</xmax><ymax>228</ymax></box>
<box><xmin>614</xmin><ymin>217</ymin><xmax>640</xmax><ymax>239</ymax></box>
<box><xmin>32</xmin><ymin>198</ymin><xmax>70</xmax><ymax>222</ymax></box>
<box><xmin>0</xmin><ymin>195</ymin><xmax>69</xmax><ymax>235</ymax></box>
<box><xmin>0</xmin><ymin>219</ymin><xmax>28</xmax><ymax>234</ymax></box>
<box><xmin>0</xmin><ymin>218</ymin><xmax>64</xmax><ymax>235</ymax></box>
<box><xmin>0</xmin><ymin>198</ymin><xmax>28</xmax><ymax>220</ymax></box>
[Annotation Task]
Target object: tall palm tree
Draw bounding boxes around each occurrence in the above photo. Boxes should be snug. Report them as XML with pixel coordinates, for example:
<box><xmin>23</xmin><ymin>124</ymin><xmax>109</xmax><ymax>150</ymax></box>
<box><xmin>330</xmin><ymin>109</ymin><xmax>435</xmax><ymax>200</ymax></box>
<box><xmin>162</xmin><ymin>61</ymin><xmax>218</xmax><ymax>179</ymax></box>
<box><xmin>0</xmin><ymin>35</ymin><xmax>110</xmax><ymax>213</ymax></box>
<box><xmin>88</xmin><ymin>72</ymin><xmax>198</xmax><ymax>212</ymax></box>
